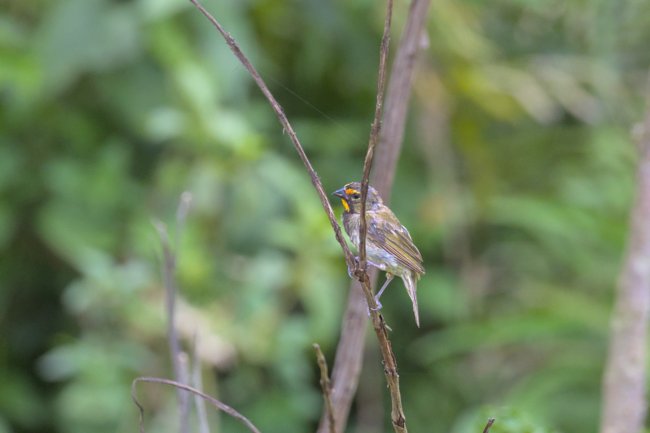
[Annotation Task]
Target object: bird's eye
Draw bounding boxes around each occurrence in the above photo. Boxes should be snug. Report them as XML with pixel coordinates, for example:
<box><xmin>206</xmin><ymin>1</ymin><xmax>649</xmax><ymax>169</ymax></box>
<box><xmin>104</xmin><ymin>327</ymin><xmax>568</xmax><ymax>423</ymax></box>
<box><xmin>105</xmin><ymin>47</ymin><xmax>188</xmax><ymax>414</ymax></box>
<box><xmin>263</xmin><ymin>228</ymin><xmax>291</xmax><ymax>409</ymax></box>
<box><xmin>352</xmin><ymin>193</ymin><xmax>361</xmax><ymax>199</ymax></box>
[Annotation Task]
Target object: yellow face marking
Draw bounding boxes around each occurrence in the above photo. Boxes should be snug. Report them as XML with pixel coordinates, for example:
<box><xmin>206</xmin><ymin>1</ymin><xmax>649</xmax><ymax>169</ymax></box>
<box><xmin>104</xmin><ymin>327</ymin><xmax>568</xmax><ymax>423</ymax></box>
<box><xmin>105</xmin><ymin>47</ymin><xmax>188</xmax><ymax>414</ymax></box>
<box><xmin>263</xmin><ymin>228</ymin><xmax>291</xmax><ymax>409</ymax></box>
<box><xmin>340</xmin><ymin>198</ymin><xmax>350</xmax><ymax>212</ymax></box>
<box><xmin>345</xmin><ymin>188</ymin><xmax>359</xmax><ymax>196</ymax></box>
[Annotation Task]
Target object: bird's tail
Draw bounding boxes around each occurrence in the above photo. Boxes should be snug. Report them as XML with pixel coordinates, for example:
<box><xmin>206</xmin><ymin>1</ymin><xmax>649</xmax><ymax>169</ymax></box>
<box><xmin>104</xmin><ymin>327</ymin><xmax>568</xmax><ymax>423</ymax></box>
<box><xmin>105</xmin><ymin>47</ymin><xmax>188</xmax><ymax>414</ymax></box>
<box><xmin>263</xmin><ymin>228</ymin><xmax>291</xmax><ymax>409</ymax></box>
<box><xmin>404</xmin><ymin>273</ymin><xmax>420</xmax><ymax>327</ymax></box>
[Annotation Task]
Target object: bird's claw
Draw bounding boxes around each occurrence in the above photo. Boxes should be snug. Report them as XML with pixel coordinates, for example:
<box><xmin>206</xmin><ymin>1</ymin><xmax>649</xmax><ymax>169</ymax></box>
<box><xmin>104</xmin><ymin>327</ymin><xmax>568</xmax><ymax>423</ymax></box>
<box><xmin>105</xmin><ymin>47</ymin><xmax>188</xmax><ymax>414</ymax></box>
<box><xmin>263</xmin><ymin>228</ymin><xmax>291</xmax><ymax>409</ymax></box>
<box><xmin>348</xmin><ymin>256</ymin><xmax>367</xmax><ymax>280</ymax></box>
<box><xmin>347</xmin><ymin>256</ymin><xmax>359</xmax><ymax>278</ymax></box>
<box><xmin>366</xmin><ymin>298</ymin><xmax>383</xmax><ymax>317</ymax></box>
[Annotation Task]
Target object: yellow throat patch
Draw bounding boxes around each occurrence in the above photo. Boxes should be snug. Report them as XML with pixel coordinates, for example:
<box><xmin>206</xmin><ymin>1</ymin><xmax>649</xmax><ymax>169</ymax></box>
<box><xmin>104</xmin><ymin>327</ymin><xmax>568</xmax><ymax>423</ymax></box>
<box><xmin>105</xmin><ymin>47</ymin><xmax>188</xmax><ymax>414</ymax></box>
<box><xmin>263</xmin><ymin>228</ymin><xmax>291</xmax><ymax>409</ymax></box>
<box><xmin>340</xmin><ymin>198</ymin><xmax>350</xmax><ymax>212</ymax></box>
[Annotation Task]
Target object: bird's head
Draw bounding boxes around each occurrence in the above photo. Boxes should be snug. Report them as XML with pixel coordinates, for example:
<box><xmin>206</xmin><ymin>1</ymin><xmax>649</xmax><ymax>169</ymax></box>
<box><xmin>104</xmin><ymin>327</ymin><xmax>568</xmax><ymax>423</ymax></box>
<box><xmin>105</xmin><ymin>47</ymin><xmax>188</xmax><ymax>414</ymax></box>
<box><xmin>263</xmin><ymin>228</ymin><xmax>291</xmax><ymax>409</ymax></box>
<box><xmin>333</xmin><ymin>182</ymin><xmax>383</xmax><ymax>213</ymax></box>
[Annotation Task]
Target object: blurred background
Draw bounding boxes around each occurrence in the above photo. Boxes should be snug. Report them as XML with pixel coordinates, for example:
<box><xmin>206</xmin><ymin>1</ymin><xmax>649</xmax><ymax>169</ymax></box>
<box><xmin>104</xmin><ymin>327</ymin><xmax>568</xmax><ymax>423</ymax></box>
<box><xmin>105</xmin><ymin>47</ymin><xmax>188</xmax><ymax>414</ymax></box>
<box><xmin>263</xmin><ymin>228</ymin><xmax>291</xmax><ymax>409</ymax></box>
<box><xmin>2</xmin><ymin>0</ymin><xmax>649</xmax><ymax>432</ymax></box>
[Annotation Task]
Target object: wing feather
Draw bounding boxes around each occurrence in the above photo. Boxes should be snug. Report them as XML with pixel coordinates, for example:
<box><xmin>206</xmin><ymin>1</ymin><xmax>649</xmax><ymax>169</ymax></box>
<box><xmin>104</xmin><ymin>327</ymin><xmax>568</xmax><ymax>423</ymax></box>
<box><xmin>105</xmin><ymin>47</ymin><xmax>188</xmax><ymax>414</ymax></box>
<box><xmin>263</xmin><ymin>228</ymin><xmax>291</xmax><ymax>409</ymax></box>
<box><xmin>368</xmin><ymin>211</ymin><xmax>425</xmax><ymax>275</ymax></box>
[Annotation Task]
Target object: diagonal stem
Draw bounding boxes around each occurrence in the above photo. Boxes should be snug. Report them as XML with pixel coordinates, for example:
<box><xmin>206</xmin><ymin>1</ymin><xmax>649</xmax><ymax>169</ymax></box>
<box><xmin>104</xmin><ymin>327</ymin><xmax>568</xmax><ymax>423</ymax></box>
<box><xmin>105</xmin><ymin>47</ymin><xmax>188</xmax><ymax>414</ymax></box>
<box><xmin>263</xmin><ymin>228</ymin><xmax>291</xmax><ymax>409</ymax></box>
<box><xmin>188</xmin><ymin>1</ymin><xmax>407</xmax><ymax>431</ymax></box>
<box><xmin>319</xmin><ymin>2</ymin><xmax>432</xmax><ymax>432</ymax></box>
<box><xmin>187</xmin><ymin>0</ymin><xmax>356</xmax><ymax>273</ymax></box>
<box><xmin>132</xmin><ymin>377</ymin><xmax>261</xmax><ymax>433</ymax></box>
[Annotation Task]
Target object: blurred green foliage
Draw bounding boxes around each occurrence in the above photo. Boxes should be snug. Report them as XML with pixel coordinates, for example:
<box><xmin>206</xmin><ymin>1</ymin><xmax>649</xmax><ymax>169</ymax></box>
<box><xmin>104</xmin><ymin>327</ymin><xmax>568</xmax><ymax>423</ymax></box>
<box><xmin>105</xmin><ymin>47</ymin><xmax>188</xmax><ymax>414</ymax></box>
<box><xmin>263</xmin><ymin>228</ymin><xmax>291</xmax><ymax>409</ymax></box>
<box><xmin>1</xmin><ymin>0</ymin><xmax>648</xmax><ymax>432</ymax></box>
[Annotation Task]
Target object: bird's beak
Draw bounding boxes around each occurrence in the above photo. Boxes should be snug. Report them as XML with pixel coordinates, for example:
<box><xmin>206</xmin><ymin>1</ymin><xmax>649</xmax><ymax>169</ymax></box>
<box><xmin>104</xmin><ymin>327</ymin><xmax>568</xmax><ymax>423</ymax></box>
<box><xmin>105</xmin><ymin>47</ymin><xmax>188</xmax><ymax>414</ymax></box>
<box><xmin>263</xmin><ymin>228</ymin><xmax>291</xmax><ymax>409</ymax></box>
<box><xmin>333</xmin><ymin>187</ymin><xmax>351</xmax><ymax>212</ymax></box>
<box><xmin>333</xmin><ymin>187</ymin><xmax>347</xmax><ymax>199</ymax></box>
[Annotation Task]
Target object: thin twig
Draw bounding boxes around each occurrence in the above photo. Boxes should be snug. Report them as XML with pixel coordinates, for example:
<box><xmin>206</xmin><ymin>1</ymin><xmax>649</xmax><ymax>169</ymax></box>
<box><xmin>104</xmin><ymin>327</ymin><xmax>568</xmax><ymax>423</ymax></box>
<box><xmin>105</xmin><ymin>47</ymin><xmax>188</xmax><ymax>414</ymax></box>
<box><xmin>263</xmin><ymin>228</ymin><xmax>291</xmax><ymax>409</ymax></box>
<box><xmin>175</xmin><ymin>191</ymin><xmax>193</xmax><ymax>258</ymax></box>
<box><xmin>188</xmin><ymin>0</ymin><xmax>355</xmax><ymax>273</ymax></box>
<box><xmin>178</xmin><ymin>351</ymin><xmax>192</xmax><ymax>430</ymax></box>
<box><xmin>351</xmin><ymin>1</ymin><xmax>410</xmax><ymax>432</ymax></box>
<box><xmin>192</xmin><ymin>334</ymin><xmax>211</xmax><ymax>433</ymax></box>
<box><xmin>482</xmin><ymin>418</ymin><xmax>495</xmax><ymax>433</ymax></box>
<box><xmin>358</xmin><ymin>0</ymin><xmax>393</xmax><ymax>280</ymax></box>
<box><xmin>153</xmin><ymin>192</ymin><xmax>194</xmax><ymax>433</ymax></box>
<box><xmin>319</xmin><ymin>2</ymin><xmax>432</xmax><ymax>432</ymax></box>
<box><xmin>188</xmin><ymin>1</ymin><xmax>406</xmax><ymax>431</ymax></box>
<box><xmin>373</xmin><ymin>0</ymin><xmax>432</xmax><ymax>196</ymax></box>
<box><xmin>313</xmin><ymin>344</ymin><xmax>336</xmax><ymax>433</ymax></box>
<box><xmin>131</xmin><ymin>377</ymin><xmax>262</xmax><ymax>433</ymax></box>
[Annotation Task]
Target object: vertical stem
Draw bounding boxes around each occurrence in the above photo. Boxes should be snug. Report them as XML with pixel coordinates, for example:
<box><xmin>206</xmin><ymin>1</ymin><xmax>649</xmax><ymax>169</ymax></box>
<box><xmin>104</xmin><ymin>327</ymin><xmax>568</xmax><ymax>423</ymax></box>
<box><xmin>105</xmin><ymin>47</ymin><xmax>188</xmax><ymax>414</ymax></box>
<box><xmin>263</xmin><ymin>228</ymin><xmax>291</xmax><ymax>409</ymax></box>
<box><xmin>318</xmin><ymin>1</ymin><xmax>431</xmax><ymax>432</ymax></box>
<box><xmin>192</xmin><ymin>334</ymin><xmax>211</xmax><ymax>433</ymax></box>
<box><xmin>600</xmin><ymin>107</ymin><xmax>650</xmax><ymax>433</ymax></box>
<box><xmin>187</xmin><ymin>2</ymin><xmax>430</xmax><ymax>432</ymax></box>
<box><xmin>154</xmin><ymin>192</ymin><xmax>194</xmax><ymax>433</ymax></box>
<box><xmin>314</xmin><ymin>344</ymin><xmax>337</xmax><ymax>433</ymax></box>
<box><xmin>358</xmin><ymin>0</ymin><xmax>394</xmax><ymax>278</ymax></box>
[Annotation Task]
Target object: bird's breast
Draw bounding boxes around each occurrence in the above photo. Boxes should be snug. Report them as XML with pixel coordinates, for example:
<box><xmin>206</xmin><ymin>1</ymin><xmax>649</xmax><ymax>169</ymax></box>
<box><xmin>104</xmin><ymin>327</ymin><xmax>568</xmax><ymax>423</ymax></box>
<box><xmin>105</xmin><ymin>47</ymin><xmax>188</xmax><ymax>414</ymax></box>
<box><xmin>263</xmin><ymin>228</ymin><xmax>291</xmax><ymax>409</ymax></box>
<box><xmin>342</xmin><ymin>212</ymin><xmax>360</xmax><ymax>247</ymax></box>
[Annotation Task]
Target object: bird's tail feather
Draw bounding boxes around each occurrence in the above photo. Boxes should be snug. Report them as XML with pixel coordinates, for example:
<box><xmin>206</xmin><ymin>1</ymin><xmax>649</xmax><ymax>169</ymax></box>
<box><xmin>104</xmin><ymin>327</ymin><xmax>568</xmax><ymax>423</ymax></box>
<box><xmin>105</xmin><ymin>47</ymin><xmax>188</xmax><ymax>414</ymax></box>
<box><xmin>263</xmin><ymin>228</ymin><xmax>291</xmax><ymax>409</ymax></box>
<box><xmin>404</xmin><ymin>274</ymin><xmax>420</xmax><ymax>327</ymax></box>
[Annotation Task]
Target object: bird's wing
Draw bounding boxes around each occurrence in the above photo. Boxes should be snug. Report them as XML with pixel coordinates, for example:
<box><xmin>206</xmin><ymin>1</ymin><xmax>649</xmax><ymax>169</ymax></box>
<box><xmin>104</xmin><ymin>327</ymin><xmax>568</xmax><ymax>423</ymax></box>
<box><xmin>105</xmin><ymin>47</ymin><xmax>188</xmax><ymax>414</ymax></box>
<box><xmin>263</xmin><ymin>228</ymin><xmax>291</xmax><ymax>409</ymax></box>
<box><xmin>368</xmin><ymin>210</ymin><xmax>425</xmax><ymax>275</ymax></box>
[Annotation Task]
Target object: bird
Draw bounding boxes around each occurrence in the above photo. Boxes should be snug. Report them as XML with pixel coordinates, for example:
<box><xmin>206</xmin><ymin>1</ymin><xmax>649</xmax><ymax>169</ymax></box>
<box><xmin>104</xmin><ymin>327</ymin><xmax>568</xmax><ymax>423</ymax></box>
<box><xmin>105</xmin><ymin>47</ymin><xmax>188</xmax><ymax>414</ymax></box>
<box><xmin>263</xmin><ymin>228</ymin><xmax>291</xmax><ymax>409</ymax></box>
<box><xmin>333</xmin><ymin>182</ymin><xmax>425</xmax><ymax>327</ymax></box>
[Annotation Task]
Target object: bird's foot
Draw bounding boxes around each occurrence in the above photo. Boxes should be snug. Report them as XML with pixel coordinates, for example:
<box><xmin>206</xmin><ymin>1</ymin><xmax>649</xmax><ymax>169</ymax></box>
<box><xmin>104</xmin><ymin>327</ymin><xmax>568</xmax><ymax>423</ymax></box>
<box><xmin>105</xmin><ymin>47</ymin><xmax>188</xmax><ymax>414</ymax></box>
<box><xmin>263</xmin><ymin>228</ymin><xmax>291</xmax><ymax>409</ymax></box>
<box><xmin>347</xmin><ymin>256</ymin><xmax>359</xmax><ymax>278</ymax></box>
<box><xmin>349</xmin><ymin>256</ymin><xmax>369</xmax><ymax>280</ymax></box>
<box><xmin>366</xmin><ymin>298</ymin><xmax>383</xmax><ymax>318</ymax></box>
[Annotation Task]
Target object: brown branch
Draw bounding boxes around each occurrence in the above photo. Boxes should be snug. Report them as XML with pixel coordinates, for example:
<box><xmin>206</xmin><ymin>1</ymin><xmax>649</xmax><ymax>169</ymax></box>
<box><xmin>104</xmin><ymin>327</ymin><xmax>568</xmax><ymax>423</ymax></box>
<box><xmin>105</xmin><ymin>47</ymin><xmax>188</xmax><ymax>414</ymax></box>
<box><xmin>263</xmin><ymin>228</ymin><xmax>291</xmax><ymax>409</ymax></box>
<box><xmin>152</xmin><ymin>191</ymin><xmax>194</xmax><ymax>433</ymax></box>
<box><xmin>313</xmin><ymin>344</ymin><xmax>336</xmax><ymax>433</ymax></box>
<box><xmin>188</xmin><ymin>0</ymin><xmax>355</xmax><ymax>274</ymax></box>
<box><xmin>318</xmin><ymin>1</ymin><xmax>432</xmax><ymax>433</ymax></box>
<box><xmin>351</xmin><ymin>2</ymin><xmax>412</xmax><ymax>432</ymax></box>
<box><xmin>131</xmin><ymin>377</ymin><xmax>261</xmax><ymax>433</ymax></box>
<box><xmin>373</xmin><ymin>0</ymin><xmax>432</xmax><ymax>197</ymax></box>
<box><xmin>482</xmin><ymin>418</ymin><xmax>495</xmax><ymax>433</ymax></box>
<box><xmin>188</xmin><ymin>2</ymin><xmax>429</xmax><ymax>432</ymax></box>
<box><xmin>600</xmin><ymin>93</ymin><xmax>650</xmax><ymax>433</ymax></box>
<box><xmin>358</xmin><ymin>0</ymin><xmax>393</xmax><ymax>277</ymax></box>
<box><xmin>318</xmin><ymin>278</ymin><xmax>370</xmax><ymax>433</ymax></box>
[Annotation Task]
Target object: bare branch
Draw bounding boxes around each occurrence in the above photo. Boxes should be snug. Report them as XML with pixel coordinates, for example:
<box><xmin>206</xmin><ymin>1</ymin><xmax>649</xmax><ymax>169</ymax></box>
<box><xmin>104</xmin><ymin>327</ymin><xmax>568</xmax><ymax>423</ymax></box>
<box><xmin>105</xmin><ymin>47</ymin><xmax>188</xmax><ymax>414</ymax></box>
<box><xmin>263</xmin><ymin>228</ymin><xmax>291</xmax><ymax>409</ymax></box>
<box><xmin>188</xmin><ymin>0</ymin><xmax>355</xmax><ymax>273</ymax></box>
<box><xmin>600</xmin><ymin>88</ymin><xmax>650</xmax><ymax>433</ymax></box>
<box><xmin>192</xmin><ymin>334</ymin><xmax>211</xmax><ymax>433</ymax></box>
<box><xmin>131</xmin><ymin>377</ymin><xmax>262</xmax><ymax>433</ymax></box>
<box><xmin>348</xmin><ymin>2</ymin><xmax>411</xmax><ymax>431</ymax></box>
<box><xmin>358</xmin><ymin>0</ymin><xmax>393</xmax><ymax>279</ymax></box>
<box><xmin>178</xmin><ymin>352</ymin><xmax>192</xmax><ymax>432</ymax></box>
<box><xmin>319</xmin><ymin>1</ymin><xmax>432</xmax><ymax>432</ymax></box>
<box><xmin>153</xmin><ymin>191</ymin><xmax>194</xmax><ymax>433</ymax></box>
<box><xmin>318</xmin><ymin>279</ymin><xmax>370</xmax><ymax>433</ymax></box>
<box><xmin>187</xmin><ymin>2</ymin><xmax>430</xmax><ymax>432</ymax></box>
<box><xmin>313</xmin><ymin>344</ymin><xmax>336</xmax><ymax>433</ymax></box>
<box><xmin>373</xmin><ymin>0</ymin><xmax>432</xmax><ymax>197</ymax></box>
<box><xmin>482</xmin><ymin>418</ymin><xmax>495</xmax><ymax>433</ymax></box>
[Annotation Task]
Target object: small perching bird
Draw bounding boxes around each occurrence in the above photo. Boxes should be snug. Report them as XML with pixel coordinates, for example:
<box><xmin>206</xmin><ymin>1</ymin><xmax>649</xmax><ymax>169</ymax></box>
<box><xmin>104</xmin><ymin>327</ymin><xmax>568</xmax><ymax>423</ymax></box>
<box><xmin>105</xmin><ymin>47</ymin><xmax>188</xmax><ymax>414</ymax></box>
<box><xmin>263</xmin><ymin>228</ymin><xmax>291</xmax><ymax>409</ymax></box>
<box><xmin>333</xmin><ymin>182</ymin><xmax>425</xmax><ymax>327</ymax></box>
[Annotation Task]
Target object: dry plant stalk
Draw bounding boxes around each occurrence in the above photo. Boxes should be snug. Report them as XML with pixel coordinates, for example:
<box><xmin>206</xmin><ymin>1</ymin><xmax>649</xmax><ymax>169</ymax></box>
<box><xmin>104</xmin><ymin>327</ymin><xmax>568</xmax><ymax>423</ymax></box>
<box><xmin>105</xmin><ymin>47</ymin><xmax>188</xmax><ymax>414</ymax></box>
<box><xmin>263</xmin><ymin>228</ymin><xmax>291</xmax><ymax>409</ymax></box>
<box><xmin>313</xmin><ymin>344</ymin><xmax>336</xmax><ymax>433</ymax></box>
<box><xmin>319</xmin><ymin>1</ymin><xmax>432</xmax><ymax>432</ymax></box>
<box><xmin>187</xmin><ymin>0</ymin><xmax>408</xmax><ymax>431</ymax></box>
<box><xmin>192</xmin><ymin>334</ymin><xmax>211</xmax><ymax>433</ymax></box>
<box><xmin>482</xmin><ymin>418</ymin><xmax>495</xmax><ymax>433</ymax></box>
<box><xmin>358</xmin><ymin>0</ymin><xmax>393</xmax><ymax>278</ymax></box>
<box><xmin>352</xmin><ymin>1</ymin><xmax>410</xmax><ymax>431</ymax></box>
<box><xmin>132</xmin><ymin>377</ymin><xmax>261</xmax><ymax>433</ymax></box>
<box><xmin>600</xmin><ymin>98</ymin><xmax>650</xmax><ymax>433</ymax></box>
<box><xmin>187</xmin><ymin>0</ymin><xmax>356</xmax><ymax>273</ymax></box>
<box><xmin>152</xmin><ymin>191</ymin><xmax>194</xmax><ymax>433</ymax></box>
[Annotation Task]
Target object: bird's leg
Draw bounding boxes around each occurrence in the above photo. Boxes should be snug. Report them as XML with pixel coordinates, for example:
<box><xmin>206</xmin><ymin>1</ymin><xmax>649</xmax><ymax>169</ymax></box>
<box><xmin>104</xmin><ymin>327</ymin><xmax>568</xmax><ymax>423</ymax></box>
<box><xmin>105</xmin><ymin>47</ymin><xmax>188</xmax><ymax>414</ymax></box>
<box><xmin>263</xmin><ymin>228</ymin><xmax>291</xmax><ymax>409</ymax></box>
<box><xmin>368</xmin><ymin>259</ymin><xmax>387</xmax><ymax>271</ymax></box>
<box><xmin>349</xmin><ymin>256</ymin><xmax>386</xmax><ymax>278</ymax></box>
<box><xmin>371</xmin><ymin>273</ymin><xmax>394</xmax><ymax>311</ymax></box>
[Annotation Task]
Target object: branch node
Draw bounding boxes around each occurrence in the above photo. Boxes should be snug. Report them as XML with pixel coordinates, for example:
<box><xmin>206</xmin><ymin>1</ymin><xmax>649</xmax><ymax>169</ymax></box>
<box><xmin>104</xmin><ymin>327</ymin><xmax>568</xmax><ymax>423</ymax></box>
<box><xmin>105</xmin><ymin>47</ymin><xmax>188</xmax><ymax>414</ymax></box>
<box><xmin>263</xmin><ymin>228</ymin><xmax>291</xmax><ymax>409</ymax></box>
<box><xmin>482</xmin><ymin>418</ymin><xmax>495</xmax><ymax>433</ymax></box>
